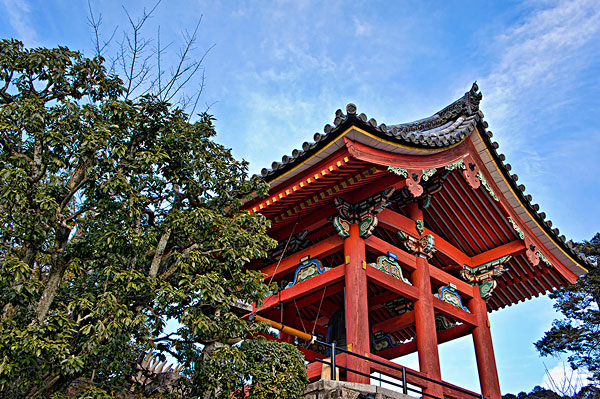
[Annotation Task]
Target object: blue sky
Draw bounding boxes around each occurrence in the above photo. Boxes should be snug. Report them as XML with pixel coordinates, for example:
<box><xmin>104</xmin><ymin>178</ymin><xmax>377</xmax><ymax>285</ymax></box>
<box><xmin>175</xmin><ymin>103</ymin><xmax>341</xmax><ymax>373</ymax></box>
<box><xmin>2</xmin><ymin>0</ymin><xmax>599</xmax><ymax>395</ymax></box>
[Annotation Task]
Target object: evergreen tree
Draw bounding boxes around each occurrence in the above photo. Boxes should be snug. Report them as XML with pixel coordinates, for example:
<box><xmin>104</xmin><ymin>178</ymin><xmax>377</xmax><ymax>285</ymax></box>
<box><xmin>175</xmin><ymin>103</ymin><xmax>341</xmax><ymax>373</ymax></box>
<box><xmin>535</xmin><ymin>233</ymin><xmax>600</xmax><ymax>384</ymax></box>
<box><xmin>0</xmin><ymin>39</ymin><xmax>307</xmax><ymax>398</ymax></box>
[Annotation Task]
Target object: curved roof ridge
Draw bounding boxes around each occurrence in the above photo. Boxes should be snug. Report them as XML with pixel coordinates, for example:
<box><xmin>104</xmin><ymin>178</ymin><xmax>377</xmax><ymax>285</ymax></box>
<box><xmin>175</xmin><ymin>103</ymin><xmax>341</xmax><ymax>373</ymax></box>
<box><xmin>260</xmin><ymin>83</ymin><xmax>483</xmax><ymax>179</ymax></box>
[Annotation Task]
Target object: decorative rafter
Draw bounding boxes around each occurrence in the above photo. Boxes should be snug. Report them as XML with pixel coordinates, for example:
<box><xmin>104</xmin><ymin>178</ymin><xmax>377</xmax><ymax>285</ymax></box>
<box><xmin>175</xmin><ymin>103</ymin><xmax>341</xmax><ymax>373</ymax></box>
<box><xmin>332</xmin><ymin>187</ymin><xmax>395</xmax><ymax>238</ymax></box>
<box><xmin>388</xmin><ymin>154</ymin><xmax>499</xmax><ymax>202</ymax></box>
<box><xmin>397</xmin><ymin>230</ymin><xmax>435</xmax><ymax>258</ymax></box>
<box><xmin>460</xmin><ymin>256</ymin><xmax>511</xmax><ymax>300</ymax></box>
<box><xmin>435</xmin><ymin>283</ymin><xmax>469</xmax><ymax>312</ymax></box>
<box><xmin>369</xmin><ymin>254</ymin><xmax>412</xmax><ymax>285</ymax></box>
<box><xmin>507</xmin><ymin>216</ymin><xmax>553</xmax><ymax>268</ymax></box>
<box><xmin>285</xmin><ymin>257</ymin><xmax>330</xmax><ymax>289</ymax></box>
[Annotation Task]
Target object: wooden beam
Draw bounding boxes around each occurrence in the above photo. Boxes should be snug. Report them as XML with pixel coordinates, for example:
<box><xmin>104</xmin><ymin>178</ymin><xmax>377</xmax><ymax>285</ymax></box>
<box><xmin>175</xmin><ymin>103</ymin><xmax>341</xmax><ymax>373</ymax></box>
<box><xmin>366</xmin><ymin>266</ymin><xmax>420</xmax><ymax>301</ymax></box>
<box><xmin>378</xmin><ymin>324</ymin><xmax>472</xmax><ymax>360</ymax></box>
<box><xmin>368</xmin><ymin>291</ymin><xmax>398</xmax><ymax>311</ymax></box>
<box><xmin>432</xmin><ymin>296</ymin><xmax>477</xmax><ymax>327</ymax></box>
<box><xmin>346</xmin><ymin>172</ymin><xmax>406</xmax><ymax>204</ymax></box>
<box><xmin>260</xmin><ymin>308</ymin><xmax>329</xmax><ymax>337</ymax></box>
<box><xmin>306</xmin><ymin>353</ymin><xmax>347</xmax><ymax>381</ymax></box>
<box><xmin>471</xmin><ymin>240</ymin><xmax>525</xmax><ymax>266</ymax></box>
<box><xmin>292</xmin><ymin>281</ymin><xmax>345</xmax><ymax>309</ymax></box>
<box><xmin>259</xmin><ymin>266</ymin><xmax>345</xmax><ymax>311</ymax></box>
<box><xmin>378</xmin><ymin>208</ymin><xmax>471</xmax><ymax>267</ymax></box>
<box><xmin>343</xmin><ymin>136</ymin><xmax>469</xmax><ymax>170</ymax></box>
<box><xmin>364</xmin><ymin>235</ymin><xmax>417</xmax><ymax>270</ymax></box>
<box><xmin>261</xmin><ymin>234</ymin><xmax>344</xmax><ymax>279</ymax></box>
<box><xmin>428</xmin><ymin>264</ymin><xmax>474</xmax><ymax>299</ymax></box>
<box><xmin>270</xmin><ymin>202</ymin><xmax>336</xmax><ymax>240</ymax></box>
<box><xmin>372</xmin><ymin>311</ymin><xmax>415</xmax><ymax>334</ymax></box>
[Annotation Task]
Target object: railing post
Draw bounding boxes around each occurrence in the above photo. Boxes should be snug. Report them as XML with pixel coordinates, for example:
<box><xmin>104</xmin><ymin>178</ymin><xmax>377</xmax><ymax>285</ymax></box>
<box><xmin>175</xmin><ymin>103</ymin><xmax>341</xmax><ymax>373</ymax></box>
<box><xmin>402</xmin><ymin>367</ymin><xmax>408</xmax><ymax>395</ymax></box>
<box><xmin>330</xmin><ymin>343</ymin><xmax>336</xmax><ymax>381</ymax></box>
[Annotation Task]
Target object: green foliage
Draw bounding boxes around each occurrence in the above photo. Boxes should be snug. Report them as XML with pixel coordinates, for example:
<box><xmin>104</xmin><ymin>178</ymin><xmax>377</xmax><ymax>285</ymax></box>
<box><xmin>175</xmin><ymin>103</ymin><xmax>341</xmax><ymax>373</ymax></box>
<box><xmin>535</xmin><ymin>233</ymin><xmax>600</xmax><ymax>384</ymax></box>
<box><xmin>502</xmin><ymin>384</ymin><xmax>600</xmax><ymax>399</ymax></box>
<box><xmin>0</xmin><ymin>39</ymin><xmax>307</xmax><ymax>398</ymax></box>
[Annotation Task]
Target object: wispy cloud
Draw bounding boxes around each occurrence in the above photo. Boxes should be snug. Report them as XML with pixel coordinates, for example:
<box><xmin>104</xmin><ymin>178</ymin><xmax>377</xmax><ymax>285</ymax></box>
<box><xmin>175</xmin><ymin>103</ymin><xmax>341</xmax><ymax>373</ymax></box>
<box><xmin>480</xmin><ymin>0</ymin><xmax>600</xmax><ymax>155</ymax></box>
<box><xmin>1</xmin><ymin>0</ymin><xmax>38</xmax><ymax>45</ymax></box>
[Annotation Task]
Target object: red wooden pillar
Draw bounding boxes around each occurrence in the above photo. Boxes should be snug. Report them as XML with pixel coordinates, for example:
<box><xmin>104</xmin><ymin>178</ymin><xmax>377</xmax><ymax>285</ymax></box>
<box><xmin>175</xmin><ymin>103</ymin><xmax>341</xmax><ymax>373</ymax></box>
<box><xmin>344</xmin><ymin>223</ymin><xmax>371</xmax><ymax>384</ymax></box>
<box><xmin>407</xmin><ymin>203</ymin><xmax>443</xmax><ymax>398</ymax></box>
<box><xmin>469</xmin><ymin>286</ymin><xmax>502</xmax><ymax>399</ymax></box>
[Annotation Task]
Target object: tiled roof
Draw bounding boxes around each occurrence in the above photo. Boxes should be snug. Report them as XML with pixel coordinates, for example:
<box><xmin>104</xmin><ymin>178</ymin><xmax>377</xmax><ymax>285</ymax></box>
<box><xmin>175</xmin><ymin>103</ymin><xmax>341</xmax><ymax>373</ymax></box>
<box><xmin>261</xmin><ymin>83</ymin><xmax>483</xmax><ymax>179</ymax></box>
<box><xmin>255</xmin><ymin>83</ymin><xmax>593</xmax><ymax>272</ymax></box>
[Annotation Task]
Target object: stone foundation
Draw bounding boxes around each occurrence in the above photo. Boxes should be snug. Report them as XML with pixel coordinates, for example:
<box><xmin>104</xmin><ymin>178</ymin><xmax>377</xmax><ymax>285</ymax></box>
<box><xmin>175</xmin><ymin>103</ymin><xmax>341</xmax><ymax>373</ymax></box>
<box><xmin>303</xmin><ymin>380</ymin><xmax>417</xmax><ymax>399</ymax></box>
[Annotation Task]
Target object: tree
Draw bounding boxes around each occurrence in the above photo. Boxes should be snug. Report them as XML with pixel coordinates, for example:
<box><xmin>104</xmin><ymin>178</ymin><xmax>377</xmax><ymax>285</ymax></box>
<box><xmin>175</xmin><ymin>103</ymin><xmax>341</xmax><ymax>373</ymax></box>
<box><xmin>535</xmin><ymin>233</ymin><xmax>600</xmax><ymax>384</ymax></box>
<box><xmin>0</xmin><ymin>39</ymin><xmax>307</xmax><ymax>398</ymax></box>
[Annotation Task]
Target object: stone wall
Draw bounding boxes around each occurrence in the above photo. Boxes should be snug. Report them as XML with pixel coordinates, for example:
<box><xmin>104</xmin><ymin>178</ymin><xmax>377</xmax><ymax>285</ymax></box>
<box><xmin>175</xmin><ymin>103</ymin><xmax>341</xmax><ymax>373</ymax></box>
<box><xmin>303</xmin><ymin>380</ymin><xmax>418</xmax><ymax>399</ymax></box>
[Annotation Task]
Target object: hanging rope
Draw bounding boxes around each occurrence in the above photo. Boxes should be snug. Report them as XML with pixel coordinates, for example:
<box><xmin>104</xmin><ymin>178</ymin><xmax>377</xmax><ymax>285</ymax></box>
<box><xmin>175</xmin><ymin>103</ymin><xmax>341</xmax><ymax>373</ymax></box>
<box><xmin>267</xmin><ymin>215</ymin><xmax>300</xmax><ymax>288</ymax></box>
<box><xmin>311</xmin><ymin>286</ymin><xmax>327</xmax><ymax>337</ymax></box>
<box><xmin>293</xmin><ymin>299</ymin><xmax>308</xmax><ymax>335</ymax></box>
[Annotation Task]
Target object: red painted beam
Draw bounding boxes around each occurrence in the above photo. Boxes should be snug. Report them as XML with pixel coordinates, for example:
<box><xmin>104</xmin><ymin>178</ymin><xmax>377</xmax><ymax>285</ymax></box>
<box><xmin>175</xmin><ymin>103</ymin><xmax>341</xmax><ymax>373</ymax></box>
<box><xmin>306</xmin><ymin>353</ymin><xmax>347</xmax><ymax>381</ymax></box>
<box><xmin>372</xmin><ymin>311</ymin><xmax>415</xmax><ymax>334</ymax></box>
<box><xmin>270</xmin><ymin>202</ymin><xmax>336</xmax><ymax>240</ymax></box>
<box><xmin>259</xmin><ymin>266</ymin><xmax>345</xmax><ymax>311</ymax></box>
<box><xmin>378</xmin><ymin>324</ymin><xmax>472</xmax><ymax>360</ymax></box>
<box><xmin>261</xmin><ymin>234</ymin><xmax>344</xmax><ymax>280</ymax></box>
<box><xmin>378</xmin><ymin>208</ymin><xmax>471</xmax><ymax>267</ymax></box>
<box><xmin>366</xmin><ymin>266</ymin><xmax>420</xmax><ymax>301</ymax></box>
<box><xmin>471</xmin><ymin>240</ymin><xmax>525</xmax><ymax>266</ymax></box>
<box><xmin>364</xmin><ymin>235</ymin><xmax>417</xmax><ymax>270</ymax></box>
<box><xmin>260</xmin><ymin>308</ymin><xmax>329</xmax><ymax>337</ymax></box>
<box><xmin>292</xmin><ymin>281</ymin><xmax>345</xmax><ymax>310</ymax></box>
<box><xmin>368</xmin><ymin>291</ymin><xmax>398</xmax><ymax>311</ymax></box>
<box><xmin>343</xmin><ymin>136</ymin><xmax>470</xmax><ymax>170</ymax></box>
<box><xmin>432</xmin><ymin>296</ymin><xmax>477</xmax><ymax>327</ymax></box>
<box><xmin>428</xmin><ymin>264</ymin><xmax>474</xmax><ymax>299</ymax></box>
<box><xmin>346</xmin><ymin>172</ymin><xmax>406</xmax><ymax>204</ymax></box>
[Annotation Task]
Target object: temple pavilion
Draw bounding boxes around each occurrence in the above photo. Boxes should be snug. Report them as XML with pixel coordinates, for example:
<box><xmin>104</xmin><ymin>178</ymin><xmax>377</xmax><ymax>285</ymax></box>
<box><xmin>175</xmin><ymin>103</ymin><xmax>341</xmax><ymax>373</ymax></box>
<box><xmin>243</xmin><ymin>84</ymin><xmax>590</xmax><ymax>399</ymax></box>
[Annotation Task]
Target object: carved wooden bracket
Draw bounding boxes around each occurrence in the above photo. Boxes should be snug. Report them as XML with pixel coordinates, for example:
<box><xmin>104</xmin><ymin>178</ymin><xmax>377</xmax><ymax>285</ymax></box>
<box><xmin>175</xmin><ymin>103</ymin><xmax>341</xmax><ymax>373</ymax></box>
<box><xmin>460</xmin><ymin>255</ymin><xmax>510</xmax><ymax>300</ymax></box>
<box><xmin>462</xmin><ymin>154</ymin><xmax>481</xmax><ymax>189</ymax></box>
<box><xmin>396</xmin><ymin>230</ymin><xmax>436</xmax><ymax>258</ymax></box>
<box><xmin>332</xmin><ymin>187</ymin><xmax>395</xmax><ymax>238</ymax></box>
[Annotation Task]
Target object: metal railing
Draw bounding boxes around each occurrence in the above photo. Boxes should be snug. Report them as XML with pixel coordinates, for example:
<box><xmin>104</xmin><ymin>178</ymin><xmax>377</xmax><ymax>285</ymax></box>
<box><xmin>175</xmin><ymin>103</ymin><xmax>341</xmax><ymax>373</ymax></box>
<box><xmin>312</xmin><ymin>339</ymin><xmax>486</xmax><ymax>399</ymax></box>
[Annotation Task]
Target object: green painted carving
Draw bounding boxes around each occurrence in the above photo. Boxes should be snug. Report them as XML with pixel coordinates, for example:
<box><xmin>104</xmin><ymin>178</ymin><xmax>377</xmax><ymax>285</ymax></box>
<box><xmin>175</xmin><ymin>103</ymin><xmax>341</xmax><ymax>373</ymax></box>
<box><xmin>369</xmin><ymin>255</ymin><xmax>411</xmax><ymax>285</ymax></box>
<box><xmin>479</xmin><ymin>280</ymin><xmax>497</xmax><ymax>300</ymax></box>
<box><xmin>477</xmin><ymin>171</ymin><xmax>499</xmax><ymax>201</ymax></box>
<box><xmin>387</xmin><ymin>166</ymin><xmax>407</xmax><ymax>177</ymax></box>
<box><xmin>421</xmin><ymin>168</ymin><xmax>437</xmax><ymax>181</ymax></box>
<box><xmin>508</xmin><ymin>217</ymin><xmax>525</xmax><ymax>239</ymax></box>
<box><xmin>396</xmin><ymin>230</ymin><xmax>435</xmax><ymax>257</ymax></box>
<box><xmin>358</xmin><ymin>216</ymin><xmax>378</xmax><ymax>238</ymax></box>
<box><xmin>435</xmin><ymin>284</ymin><xmax>469</xmax><ymax>312</ymax></box>
<box><xmin>285</xmin><ymin>258</ymin><xmax>330</xmax><ymax>289</ymax></box>
<box><xmin>461</xmin><ymin>255</ymin><xmax>510</xmax><ymax>301</ymax></box>
<box><xmin>373</xmin><ymin>332</ymin><xmax>399</xmax><ymax>351</ymax></box>
<box><xmin>416</xmin><ymin>219</ymin><xmax>425</xmax><ymax>235</ymax></box>
<box><xmin>333</xmin><ymin>216</ymin><xmax>350</xmax><ymax>238</ymax></box>
<box><xmin>445</xmin><ymin>159</ymin><xmax>465</xmax><ymax>171</ymax></box>
<box><xmin>333</xmin><ymin>187</ymin><xmax>395</xmax><ymax>238</ymax></box>
<box><xmin>536</xmin><ymin>250</ymin><xmax>553</xmax><ymax>267</ymax></box>
<box><xmin>461</xmin><ymin>255</ymin><xmax>510</xmax><ymax>283</ymax></box>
